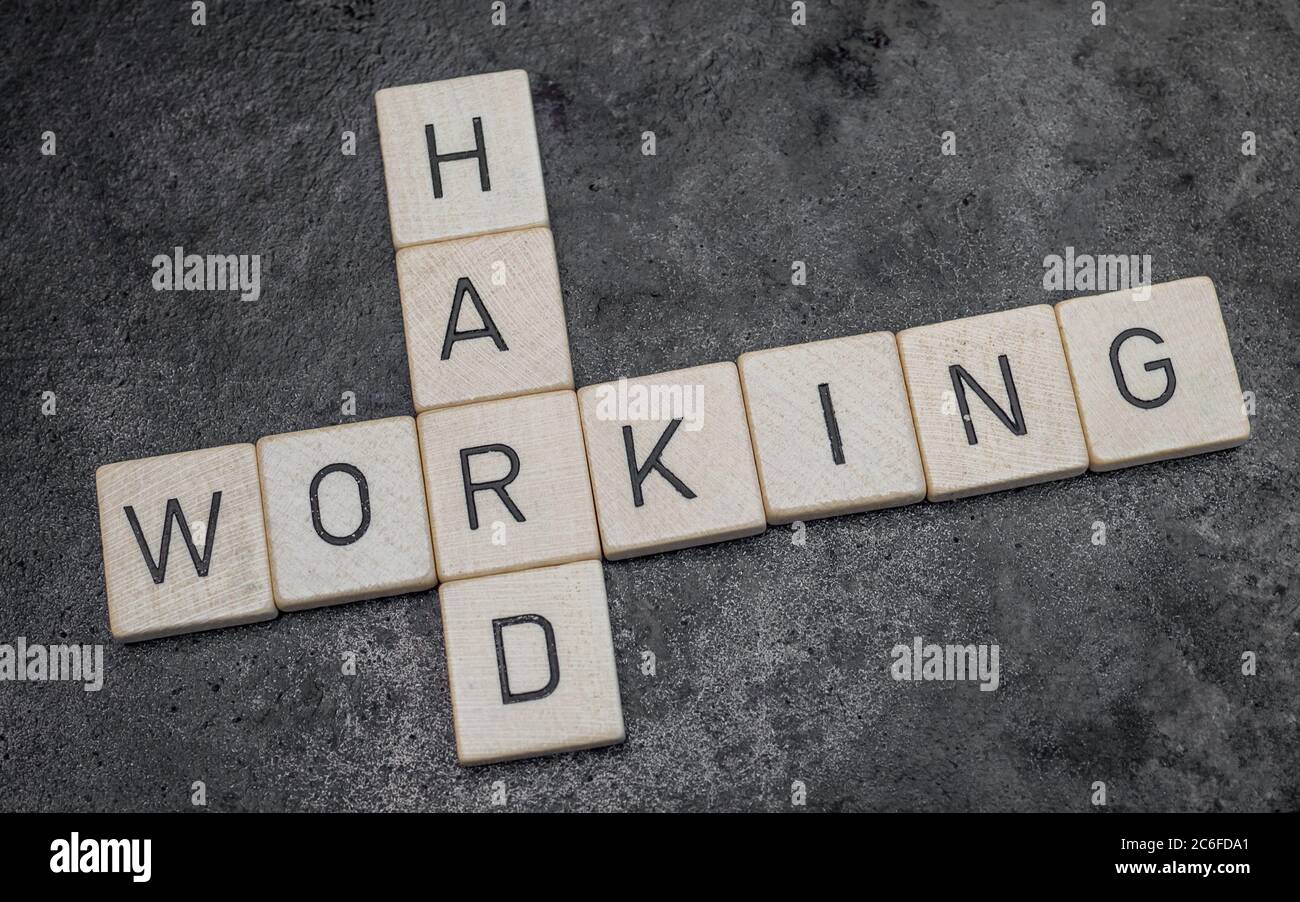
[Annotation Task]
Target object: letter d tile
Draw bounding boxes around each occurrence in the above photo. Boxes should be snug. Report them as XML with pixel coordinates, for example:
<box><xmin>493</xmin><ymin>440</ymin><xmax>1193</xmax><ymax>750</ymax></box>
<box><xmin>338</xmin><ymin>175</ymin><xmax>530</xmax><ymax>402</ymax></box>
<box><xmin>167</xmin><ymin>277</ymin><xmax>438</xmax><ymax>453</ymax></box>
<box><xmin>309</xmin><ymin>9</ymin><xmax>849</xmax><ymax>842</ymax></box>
<box><xmin>439</xmin><ymin>560</ymin><xmax>625</xmax><ymax>766</ymax></box>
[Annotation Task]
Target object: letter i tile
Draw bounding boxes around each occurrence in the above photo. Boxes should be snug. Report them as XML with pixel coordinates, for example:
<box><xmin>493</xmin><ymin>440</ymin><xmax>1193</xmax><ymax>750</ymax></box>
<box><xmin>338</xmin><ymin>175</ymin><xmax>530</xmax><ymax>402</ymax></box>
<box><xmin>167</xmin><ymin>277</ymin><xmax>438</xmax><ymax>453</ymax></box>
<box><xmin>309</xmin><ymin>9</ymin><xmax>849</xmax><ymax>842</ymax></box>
<box><xmin>738</xmin><ymin>332</ymin><xmax>925</xmax><ymax>523</ymax></box>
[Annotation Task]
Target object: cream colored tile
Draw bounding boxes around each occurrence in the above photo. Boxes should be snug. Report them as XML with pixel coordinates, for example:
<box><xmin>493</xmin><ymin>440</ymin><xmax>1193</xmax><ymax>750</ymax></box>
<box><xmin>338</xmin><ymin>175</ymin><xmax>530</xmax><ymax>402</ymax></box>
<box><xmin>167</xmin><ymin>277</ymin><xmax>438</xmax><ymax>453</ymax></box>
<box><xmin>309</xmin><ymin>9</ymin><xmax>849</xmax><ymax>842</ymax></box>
<box><xmin>376</xmin><ymin>70</ymin><xmax>548</xmax><ymax>249</ymax></box>
<box><xmin>417</xmin><ymin>390</ymin><xmax>599</xmax><ymax>582</ymax></box>
<box><xmin>577</xmin><ymin>362</ymin><xmax>766</xmax><ymax>559</ymax></box>
<box><xmin>256</xmin><ymin>417</ymin><xmax>437</xmax><ymax>612</ymax></box>
<box><xmin>897</xmin><ymin>305</ymin><xmax>1088</xmax><ymax>502</ymax></box>
<box><xmin>1055</xmin><ymin>277</ymin><xmax>1250</xmax><ymax>471</ymax></box>
<box><xmin>738</xmin><ymin>332</ymin><xmax>926</xmax><ymax>524</ymax></box>
<box><xmin>96</xmin><ymin>444</ymin><xmax>276</xmax><ymax>642</ymax></box>
<box><xmin>439</xmin><ymin>560</ymin><xmax>624</xmax><ymax>766</ymax></box>
<box><xmin>395</xmin><ymin>227</ymin><xmax>573</xmax><ymax>413</ymax></box>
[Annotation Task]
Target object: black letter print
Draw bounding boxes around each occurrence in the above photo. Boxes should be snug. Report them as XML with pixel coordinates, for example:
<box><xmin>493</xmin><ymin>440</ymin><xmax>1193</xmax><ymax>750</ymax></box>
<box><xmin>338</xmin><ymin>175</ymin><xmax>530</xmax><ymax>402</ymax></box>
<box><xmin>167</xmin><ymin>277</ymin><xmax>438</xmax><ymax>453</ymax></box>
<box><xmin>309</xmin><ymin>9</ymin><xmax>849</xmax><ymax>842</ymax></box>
<box><xmin>623</xmin><ymin>419</ymin><xmax>697</xmax><ymax>508</ymax></box>
<box><xmin>818</xmin><ymin>383</ymin><xmax>846</xmax><ymax>465</ymax></box>
<box><xmin>309</xmin><ymin>463</ymin><xmax>371</xmax><ymax>546</ymax></box>
<box><xmin>425</xmin><ymin>118</ymin><xmax>490</xmax><ymax>199</ymax></box>
<box><xmin>493</xmin><ymin>614</ymin><xmax>560</xmax><ymax>704</ymax></box>
<box><xmin>1109</xmin><ymin>327</ymin><xmax>1176</xmax><ymax>410</ymax></box>
<box><xmin>441</xmin><ymin>277</ymin><xmax>508</xmax><ymax>360</ymax></box>
<box><xmin>460</xmin><ymin>444</ymin><xmax>526</xmax><ymax>530</ymax></box>
<box><xmin>948</xmin><ymin>355</ymin><xmax>1028</xmax><ymax>445</ymax></box>
<box><xmin>124</xmin><ymin>492</ymin><xmax>222</xmax><ymax>584</ymax></box>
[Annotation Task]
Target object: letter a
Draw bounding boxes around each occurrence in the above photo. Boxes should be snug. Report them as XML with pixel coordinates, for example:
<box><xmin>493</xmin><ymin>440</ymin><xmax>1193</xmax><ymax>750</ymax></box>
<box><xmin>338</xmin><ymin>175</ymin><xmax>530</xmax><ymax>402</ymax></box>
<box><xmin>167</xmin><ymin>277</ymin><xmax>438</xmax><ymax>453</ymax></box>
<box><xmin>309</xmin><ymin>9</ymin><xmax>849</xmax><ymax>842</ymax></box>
<box><xmin>441</xmin><ymin>277</ymin><xmax>508</xmax><ymax>360</ymax></box>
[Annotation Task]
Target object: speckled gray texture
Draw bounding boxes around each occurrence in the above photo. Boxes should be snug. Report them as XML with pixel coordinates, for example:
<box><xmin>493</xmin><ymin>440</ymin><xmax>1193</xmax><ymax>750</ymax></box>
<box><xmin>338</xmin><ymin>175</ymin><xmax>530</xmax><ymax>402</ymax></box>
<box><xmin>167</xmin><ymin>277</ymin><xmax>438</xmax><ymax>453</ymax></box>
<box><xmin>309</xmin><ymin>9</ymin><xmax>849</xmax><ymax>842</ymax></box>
<box><xmin>1</xmin><ymin>0</ymin><xmax>1296</xmax><ymax>812</ymax></box>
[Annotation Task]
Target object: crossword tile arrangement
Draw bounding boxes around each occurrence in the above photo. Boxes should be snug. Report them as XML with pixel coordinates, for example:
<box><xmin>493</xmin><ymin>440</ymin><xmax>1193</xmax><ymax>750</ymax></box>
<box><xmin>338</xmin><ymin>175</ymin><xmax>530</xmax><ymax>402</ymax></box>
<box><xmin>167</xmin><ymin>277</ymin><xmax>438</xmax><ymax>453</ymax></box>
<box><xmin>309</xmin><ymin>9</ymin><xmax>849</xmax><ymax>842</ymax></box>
<box><xmin>95</xmin><ymin>70</ymin><xmax>1252</xmax><ymax>766</ymax></box>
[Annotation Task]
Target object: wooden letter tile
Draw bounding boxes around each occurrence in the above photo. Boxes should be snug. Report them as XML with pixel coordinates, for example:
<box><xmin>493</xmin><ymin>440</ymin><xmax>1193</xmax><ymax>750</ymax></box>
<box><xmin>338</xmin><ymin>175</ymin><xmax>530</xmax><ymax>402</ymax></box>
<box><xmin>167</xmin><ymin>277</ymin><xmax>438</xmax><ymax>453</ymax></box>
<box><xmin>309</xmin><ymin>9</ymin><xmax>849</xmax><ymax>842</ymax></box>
<box><xmin>256</xmin><ymin>417</ymin><xmax>437</xmax><ymax>611</ymax></box>
<box><xmin>417</xmin><ymin>390</ymin><xmax>600</xmax><ymax>582</ymax></box>
<box><xmin>897</xmin><ymin>305</ymin><xmax>1088</xmax><ymax>501</ymax></box>
<box><xmin>96</xmin><ymin>444</ymin><xmax>276</xmax><ymax>642</ymax></box>
<box><xmin>396</xmin><ymin>227</ymin><xmax>573</xmax><ymax>413</ymax></box>
<box><xmin>376</xmin><ymin>70</ymin><xmax>548</xmax><ymax>249</ymax></box>
<box><xmin>738</xmin><ymin>332</ymin><xmax>926</xmax><ymax>524</ymax></box>
<box><xmin>1055</xmin><ymin>277</ymin><xmax>1250</xmax><ymax>471</ymax></box>
<box><xmin>440</xmin><ymin>560</ymin><xmax>625</xmax><ymax>766</ymax></box>
<box><xmin>577</xmin><ymin>362</ymin><xmax>766</xmax><ymax>559</ymax></box>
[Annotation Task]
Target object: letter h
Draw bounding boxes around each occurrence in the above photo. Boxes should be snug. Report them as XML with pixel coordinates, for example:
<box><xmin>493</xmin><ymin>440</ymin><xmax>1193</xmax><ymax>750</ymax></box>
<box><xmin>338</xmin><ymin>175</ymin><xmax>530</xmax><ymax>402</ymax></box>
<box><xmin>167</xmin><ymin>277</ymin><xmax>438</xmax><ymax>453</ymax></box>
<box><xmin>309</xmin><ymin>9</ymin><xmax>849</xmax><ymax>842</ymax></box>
<box><xmin>425</xmin><ymin>118</ymin><xmax>490</xmax><ymax>199</ymax></box>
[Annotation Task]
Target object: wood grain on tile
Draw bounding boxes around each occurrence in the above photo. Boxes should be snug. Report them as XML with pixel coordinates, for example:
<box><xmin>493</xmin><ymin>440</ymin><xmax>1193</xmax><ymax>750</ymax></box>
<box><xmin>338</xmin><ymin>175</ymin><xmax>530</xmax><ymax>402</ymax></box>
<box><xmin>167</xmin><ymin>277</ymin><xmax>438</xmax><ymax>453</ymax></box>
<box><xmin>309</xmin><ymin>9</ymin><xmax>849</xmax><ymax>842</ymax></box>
<box><xmin>439</xmin><ymin>560</ymin><xmax>624</xmax><ymax>766</ymax></box>
<box><xmin>897</xmin><ymin>305</ymin><xmax>1088</xmax><ymax>502</ymax></box>
<box><xmin>738</xmin><ymin>332</ymin><xmax>926</xmax><ymax>524</ymax></box>
<box><xmin>417</xmin><ymin>390</ymin><xmax>599</xmax><ymax>582</ymax></box>
<box><xmin>577</xmin><ymin>362</ymin><xmax>766</xmax><ymax>559</ymax></box>
<box><xmin>256</xmin><ymin>416</ymin><xmax>437</xmax><ymax>612</ymax></box>
<box><xmin>96</xmin><ymin>444</ymin><xmax>276</xmax><ymax>642</ymax></box>
<box><xmin>376</xmin><ymin>70</ymin><xmax>548</xmax><ymax>249</ymax></box>
<box><xmin>395</xmin><ymin>227</ymin><xmax>573</xmax><ymax>413</ymax></box>
<box><xmin>1055</xmin><ymin>277</ymin><xmax>1250</xmax><ymax>471</ymax></box>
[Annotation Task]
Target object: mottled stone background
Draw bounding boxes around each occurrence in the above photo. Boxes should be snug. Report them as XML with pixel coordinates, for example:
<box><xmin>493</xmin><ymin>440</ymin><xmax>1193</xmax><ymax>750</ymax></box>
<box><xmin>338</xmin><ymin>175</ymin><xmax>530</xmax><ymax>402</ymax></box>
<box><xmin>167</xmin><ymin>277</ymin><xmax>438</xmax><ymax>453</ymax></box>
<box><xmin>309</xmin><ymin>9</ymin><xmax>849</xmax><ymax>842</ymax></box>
<box><xmin>1</xmin><ymin>0</ymin><xmax>1296</xmax><ymax>812</ymax></box>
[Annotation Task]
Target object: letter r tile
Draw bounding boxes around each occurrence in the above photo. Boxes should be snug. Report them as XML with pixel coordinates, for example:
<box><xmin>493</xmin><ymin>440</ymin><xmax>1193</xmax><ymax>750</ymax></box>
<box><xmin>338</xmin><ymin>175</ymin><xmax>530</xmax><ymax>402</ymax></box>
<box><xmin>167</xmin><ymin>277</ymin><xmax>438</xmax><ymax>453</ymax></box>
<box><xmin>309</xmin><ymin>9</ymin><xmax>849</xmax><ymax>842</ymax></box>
<box><xmin>1055</xmin><ymin>277</ymin><xmax>1250</xmax><ymax>471</ymax></box>
<box><xmin>396</xmin><ymin>227</ymin><xmax>574</xmax><ymax>413</ymax></box>
<box><xmin>440</xmin><ymin>560</ymin><xmax>625</xmax><ymax>766</ymax></box>
<box><xmin>375</xmin><ymin>70</ymin><xmax>549</xmax><ymax>248</ymax></box>
<box><xmin>96</xmin><ymin>444</ymin><xmax>277</xmax><ymax>642</ymax></box>
<box><xmin>417</xmin><ymin>390</ymin><xmax>600</xmax><ymax>582</ymax></box>
<box><xmin>577</xmin><ymin>362</ymin><xmax>766</xmax><ymax>559</ymax></box>
<box><xmin>897</xmin><ymin>305</ymin><xmax>1088</xmax><ymax>501</ymax></box>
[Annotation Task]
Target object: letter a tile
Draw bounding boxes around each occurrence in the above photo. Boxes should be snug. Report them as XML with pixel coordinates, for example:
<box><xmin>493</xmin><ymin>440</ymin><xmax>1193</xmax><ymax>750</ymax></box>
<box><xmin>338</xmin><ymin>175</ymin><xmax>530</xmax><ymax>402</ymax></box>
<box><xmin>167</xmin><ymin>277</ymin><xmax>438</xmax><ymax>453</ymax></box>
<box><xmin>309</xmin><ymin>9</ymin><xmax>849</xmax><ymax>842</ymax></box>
<box><xmin>577</xmin><ymin>362</ymin><xmax>766</xmax><ymax>559</ymax></box>
<box><xmin>96</xmin><ymin>444</ymin><xmax>277</xmax><ymax>642</ymax></box>
<box><xmin>897</xmin><ymin>306</ymin><xmax>1088</xmax><ymax>501</ymax></box>
<box><xmin>256</xmin><ymin>417</ymin><xmax>437</xmax><ymax>611</ymax></box>
<box><xmin>1055</xmin><ymin>277</ymin><xmax>1250</xmax><ymax>471</ymax></box>
<box><xmin>417</xmin><ymin>390</ymin><xmax>600</xmax><ymax>582</ymax></box>
<box><xmin>440</xmin><ymin>560</ymin><xmax>625</xmax><ymax>766</ymax></box>
<box><xmin>738</xmin><ymin>332</ymin><xmax>926</xmax><ymax>524</ymax></box>
<box><xmin>376</xmin><ymin>70</ymin><xmax>548</xmax><ymax>248</ymax></box>
<box><xmin>396</xmin><ymin>227</ymin><xmax>573</xmax><ymax>412</ymax></box>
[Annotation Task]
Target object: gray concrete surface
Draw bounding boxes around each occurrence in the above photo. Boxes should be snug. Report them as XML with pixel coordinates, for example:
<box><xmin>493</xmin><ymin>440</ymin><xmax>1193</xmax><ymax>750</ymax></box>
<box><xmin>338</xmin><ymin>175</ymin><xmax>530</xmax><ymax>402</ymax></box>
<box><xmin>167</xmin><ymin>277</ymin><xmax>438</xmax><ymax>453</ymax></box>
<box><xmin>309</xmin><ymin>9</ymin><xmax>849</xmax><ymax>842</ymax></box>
<box><xmin>1</xmin><ymin>0</ymin><xmax>1296</xmax><ymax>812</ymax></box>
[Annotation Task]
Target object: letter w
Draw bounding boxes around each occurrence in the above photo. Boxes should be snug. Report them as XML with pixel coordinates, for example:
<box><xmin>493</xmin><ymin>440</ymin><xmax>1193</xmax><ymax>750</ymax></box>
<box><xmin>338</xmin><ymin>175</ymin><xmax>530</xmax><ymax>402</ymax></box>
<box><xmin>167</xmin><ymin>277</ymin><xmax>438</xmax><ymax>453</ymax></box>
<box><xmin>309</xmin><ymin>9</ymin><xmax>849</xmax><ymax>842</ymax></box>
<box><xmin>123</xmin><ymin>493</ymin><xmax>222</xmax><ymax>584</ymax></box>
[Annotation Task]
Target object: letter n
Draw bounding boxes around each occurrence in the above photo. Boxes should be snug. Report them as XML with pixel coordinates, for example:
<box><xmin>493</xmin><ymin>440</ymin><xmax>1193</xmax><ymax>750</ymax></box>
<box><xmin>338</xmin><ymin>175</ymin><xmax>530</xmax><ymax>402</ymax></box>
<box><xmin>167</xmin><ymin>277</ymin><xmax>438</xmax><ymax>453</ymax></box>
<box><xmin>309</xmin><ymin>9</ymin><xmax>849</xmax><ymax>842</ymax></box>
<box><xmin>948</xmin><ymin>355</ymin><xmax>1027</xmax><ymax>445</ymax></box>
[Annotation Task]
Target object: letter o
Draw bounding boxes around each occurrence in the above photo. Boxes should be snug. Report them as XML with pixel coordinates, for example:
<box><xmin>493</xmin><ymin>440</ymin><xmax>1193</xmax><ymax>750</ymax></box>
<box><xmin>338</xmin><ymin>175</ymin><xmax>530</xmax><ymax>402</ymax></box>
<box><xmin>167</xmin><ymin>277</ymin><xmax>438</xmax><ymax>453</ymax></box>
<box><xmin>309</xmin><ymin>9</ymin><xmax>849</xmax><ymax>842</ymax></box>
<box><xmin>309</xmin><ymin>463</ymin><xmax>371</xmax><ymax>546</ymax></box>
